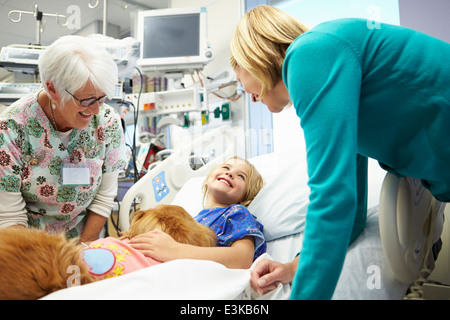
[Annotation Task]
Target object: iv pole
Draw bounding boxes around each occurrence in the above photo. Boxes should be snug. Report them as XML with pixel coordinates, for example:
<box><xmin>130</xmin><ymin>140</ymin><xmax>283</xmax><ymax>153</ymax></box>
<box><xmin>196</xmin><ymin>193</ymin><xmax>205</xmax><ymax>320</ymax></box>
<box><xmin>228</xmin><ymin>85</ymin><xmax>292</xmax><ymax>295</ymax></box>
<box><xmin>88</xmin><ymin>0</ymin><xmax>112</xmax><ymax>36</ymax></box>
<box><xmin>88</xmin><ymin>0</ymin><xmax>129</xmax><ymax>36</ymax></box>
<box><xmin>8</xmin><ymin>4</ymin><xmax>68</xmax><ymax>45</ymax></box>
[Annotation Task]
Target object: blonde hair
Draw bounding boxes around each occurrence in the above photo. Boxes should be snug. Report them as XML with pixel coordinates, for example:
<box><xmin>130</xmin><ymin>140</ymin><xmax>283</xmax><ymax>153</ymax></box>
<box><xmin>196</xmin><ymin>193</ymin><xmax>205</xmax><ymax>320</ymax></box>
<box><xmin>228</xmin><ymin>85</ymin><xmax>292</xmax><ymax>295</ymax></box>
<box><xmin>202</xmin><ymin>156</ymin><xmax>264</xmax><ymax>208</ymax></box>
<box><xmin>230</xmin><ymin>5</ymin><xmax>309</xmax><ymax>99</ymax></box>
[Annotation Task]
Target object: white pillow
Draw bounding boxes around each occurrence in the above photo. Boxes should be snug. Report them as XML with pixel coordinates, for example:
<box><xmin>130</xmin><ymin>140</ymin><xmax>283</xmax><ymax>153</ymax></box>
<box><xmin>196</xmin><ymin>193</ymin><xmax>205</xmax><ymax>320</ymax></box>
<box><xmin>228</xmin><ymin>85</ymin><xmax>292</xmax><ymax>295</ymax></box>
<box><xmin>248</xmin><ymin>150</ymin><xmax>309</xmax><ymax>241</ymax></box>
<box><xmin>171</xmin><ymin>176</ymin><xmax>204</xmax><ymax>217</ymax></box>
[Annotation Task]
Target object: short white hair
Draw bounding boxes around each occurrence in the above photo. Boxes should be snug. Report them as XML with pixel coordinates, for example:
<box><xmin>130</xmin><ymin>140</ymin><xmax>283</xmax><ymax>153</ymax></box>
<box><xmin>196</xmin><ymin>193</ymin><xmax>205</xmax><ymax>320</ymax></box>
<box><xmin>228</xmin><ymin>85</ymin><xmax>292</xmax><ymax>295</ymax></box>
<box><xmin>38</xmin><ymin>35</ymin><xmax>118</xmax><ymax>103</ymax></box>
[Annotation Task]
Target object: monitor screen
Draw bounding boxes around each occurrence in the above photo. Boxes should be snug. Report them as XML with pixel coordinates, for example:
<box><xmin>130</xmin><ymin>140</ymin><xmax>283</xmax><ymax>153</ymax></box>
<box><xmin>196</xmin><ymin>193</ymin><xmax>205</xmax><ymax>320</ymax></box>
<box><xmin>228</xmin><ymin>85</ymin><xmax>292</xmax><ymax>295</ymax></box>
<box><xmin>143</xmin><ymin>13</ymin><xmax>200</xmax><ymax>59</ymax></box>
<box><xmin>137</xmin><ymin>7</ymin><xmax>213</xmax><ymax>73</ymax></box>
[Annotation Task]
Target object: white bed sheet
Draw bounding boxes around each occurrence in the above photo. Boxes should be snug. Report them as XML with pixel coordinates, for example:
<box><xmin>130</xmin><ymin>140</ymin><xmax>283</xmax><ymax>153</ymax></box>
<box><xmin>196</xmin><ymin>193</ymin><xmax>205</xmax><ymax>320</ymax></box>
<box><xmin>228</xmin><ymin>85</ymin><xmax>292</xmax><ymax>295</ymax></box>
<box><xmin>44</xmin><ymin>148</ymin><xmax>409</xmax><ymax>300</ymax></box>
<box><xmin>44</xmin><ymin>258</ymin><xmax>254</xmax><ymax>300</ymax></box>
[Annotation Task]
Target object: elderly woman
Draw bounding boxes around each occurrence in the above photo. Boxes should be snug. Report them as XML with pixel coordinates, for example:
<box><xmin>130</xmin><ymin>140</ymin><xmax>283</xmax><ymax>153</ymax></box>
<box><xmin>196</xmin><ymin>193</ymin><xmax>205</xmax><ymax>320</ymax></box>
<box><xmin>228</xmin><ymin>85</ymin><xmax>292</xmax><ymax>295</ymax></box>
<box><xmin>0</xmin><ymin>35</ymin><xmax>127</xmax><ymax>242</ymax></box>
<box><xmin>231</xmin><ymin>5</ymin><xmax>450</xmax><ymax>299</ymax></box>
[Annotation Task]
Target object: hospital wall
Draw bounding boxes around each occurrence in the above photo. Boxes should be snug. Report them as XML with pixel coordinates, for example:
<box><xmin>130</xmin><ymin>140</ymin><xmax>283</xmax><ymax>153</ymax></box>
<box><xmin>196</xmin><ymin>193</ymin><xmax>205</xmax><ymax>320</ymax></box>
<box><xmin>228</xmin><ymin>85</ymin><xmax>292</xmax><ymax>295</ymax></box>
<box><xmin>398</xmin><ymin>0</ymin><xmax>450</xmax><ymax>43</ymax></box>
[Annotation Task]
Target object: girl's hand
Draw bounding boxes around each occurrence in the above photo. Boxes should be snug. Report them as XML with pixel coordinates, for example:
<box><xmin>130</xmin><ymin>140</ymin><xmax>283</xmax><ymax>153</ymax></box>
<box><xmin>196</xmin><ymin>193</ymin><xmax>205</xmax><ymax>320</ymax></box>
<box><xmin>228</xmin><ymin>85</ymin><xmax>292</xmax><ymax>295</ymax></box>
<box><xmin>129</xmin><ymin>229</ymin><xmax>184</xmax><ymax>262</ymax></box>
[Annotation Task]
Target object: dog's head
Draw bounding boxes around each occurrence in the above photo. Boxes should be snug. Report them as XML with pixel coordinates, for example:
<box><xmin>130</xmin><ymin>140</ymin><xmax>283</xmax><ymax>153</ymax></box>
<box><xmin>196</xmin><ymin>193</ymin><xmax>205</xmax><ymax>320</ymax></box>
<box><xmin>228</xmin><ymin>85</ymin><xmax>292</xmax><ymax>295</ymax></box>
<box><xmin>0</xmin><ymin>228</ymin><xmax>95</xmax><ymax>300</ymax></box>
<box><xmin>122</xmin><ymin>204</ymin><xmax>217</xmax><ymax>247</ymax></box>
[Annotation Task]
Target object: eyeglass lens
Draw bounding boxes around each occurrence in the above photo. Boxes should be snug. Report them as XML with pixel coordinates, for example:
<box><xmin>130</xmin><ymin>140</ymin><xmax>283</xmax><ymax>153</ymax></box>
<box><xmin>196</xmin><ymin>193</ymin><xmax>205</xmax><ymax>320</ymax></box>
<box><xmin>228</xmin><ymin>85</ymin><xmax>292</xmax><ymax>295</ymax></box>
<box><xmin>81</xmin><ymin>96</ymin><xmax>107</xmax><ymax>107</ymax></box>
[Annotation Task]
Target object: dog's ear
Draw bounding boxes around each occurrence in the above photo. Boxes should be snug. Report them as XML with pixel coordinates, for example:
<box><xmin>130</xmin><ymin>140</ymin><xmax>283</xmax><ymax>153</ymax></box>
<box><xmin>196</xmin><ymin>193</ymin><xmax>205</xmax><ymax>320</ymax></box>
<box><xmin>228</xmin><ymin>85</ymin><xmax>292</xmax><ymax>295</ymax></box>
<box><xmin>130</xmin><ymin>210</ymin><xmax>147</xmax><ymax>224</ymax></box>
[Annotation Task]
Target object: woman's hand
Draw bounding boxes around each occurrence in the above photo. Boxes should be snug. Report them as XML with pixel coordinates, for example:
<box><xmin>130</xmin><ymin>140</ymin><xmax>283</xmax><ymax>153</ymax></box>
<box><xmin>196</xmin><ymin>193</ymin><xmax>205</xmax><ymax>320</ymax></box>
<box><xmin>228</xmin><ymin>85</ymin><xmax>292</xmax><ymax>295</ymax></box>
<box><xmin>79</xmin><ymin>211</ymin><xmax>107</xmax><ymax>244</ymax></box>
<box><xmin>250</xmin><ymin>256</ymin><xmax>298</xmax><ymax>295</ymax></box>
<box><xmin>129</xmin><ymin>229</ymin><xmax>183</xmax><ymax>262</ymax></box>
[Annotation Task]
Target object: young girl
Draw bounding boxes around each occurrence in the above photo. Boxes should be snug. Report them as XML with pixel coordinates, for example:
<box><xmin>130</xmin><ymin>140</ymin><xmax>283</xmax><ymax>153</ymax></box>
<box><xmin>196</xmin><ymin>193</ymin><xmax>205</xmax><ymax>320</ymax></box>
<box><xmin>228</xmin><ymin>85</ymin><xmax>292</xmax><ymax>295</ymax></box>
<box><xmin>130</xmin><ymin>156</ymin><xmax>265</xmax><ymax>269</ymax></box>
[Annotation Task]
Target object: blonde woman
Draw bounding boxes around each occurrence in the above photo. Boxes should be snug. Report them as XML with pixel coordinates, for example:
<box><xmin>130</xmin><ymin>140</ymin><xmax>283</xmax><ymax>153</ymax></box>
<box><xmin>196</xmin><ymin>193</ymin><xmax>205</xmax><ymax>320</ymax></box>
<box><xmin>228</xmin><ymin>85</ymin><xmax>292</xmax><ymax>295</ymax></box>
<box><xmin>231</xmin><ymin>5</ymin><xmax>450</xmax><ymax>299</ymax></box>
<box><xmin>131</xmin><ymin>157</ymin><xmax>266</xmax><ymax>269</ymax></box>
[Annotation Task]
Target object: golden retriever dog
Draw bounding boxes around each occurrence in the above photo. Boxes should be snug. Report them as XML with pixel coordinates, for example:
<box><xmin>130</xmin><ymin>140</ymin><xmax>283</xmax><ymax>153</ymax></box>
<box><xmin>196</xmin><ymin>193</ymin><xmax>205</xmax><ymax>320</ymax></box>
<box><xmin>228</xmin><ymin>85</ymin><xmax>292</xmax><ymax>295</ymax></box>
<box><xmin>0</xmin><ymin>229</ymin><xmax>95</xmax><ymax>300</ymax></box>
<box><xmin>0</xmin><ymin>205</ymin><xmax>216</xmax><ymax>300</ymax></box>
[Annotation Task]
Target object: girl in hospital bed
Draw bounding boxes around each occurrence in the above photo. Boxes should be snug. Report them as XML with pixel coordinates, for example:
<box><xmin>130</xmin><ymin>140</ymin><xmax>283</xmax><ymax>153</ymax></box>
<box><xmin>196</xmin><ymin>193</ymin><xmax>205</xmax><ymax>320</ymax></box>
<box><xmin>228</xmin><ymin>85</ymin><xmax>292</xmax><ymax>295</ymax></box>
<box><xmin>130</xmin><ymin>156</ymin><xmax>266</xmax><ymax>269</ymax></box>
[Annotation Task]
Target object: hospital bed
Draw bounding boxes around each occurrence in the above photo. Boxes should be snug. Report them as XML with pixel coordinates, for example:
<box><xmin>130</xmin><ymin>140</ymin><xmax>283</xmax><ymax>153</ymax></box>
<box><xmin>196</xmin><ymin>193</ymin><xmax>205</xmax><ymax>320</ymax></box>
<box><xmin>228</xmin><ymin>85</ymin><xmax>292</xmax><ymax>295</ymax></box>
<box><xmin>43</xmin><ymin>126</ymin><xmax>450</xmax><ymax>300</ymax></box>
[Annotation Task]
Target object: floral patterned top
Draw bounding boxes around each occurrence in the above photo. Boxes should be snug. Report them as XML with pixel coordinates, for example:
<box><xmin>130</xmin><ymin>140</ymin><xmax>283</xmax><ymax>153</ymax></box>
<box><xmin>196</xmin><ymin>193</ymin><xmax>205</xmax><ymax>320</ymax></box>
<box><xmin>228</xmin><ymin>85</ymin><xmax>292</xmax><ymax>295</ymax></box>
<box><xmin>0</xmin><ymin>91</ymin><xmax>127</xmax><ymax>239</ymax></box>
<box><xmin>194</xmin><ymin>204</ymin><xmax>266</xmax><ymax>260</ymax></box>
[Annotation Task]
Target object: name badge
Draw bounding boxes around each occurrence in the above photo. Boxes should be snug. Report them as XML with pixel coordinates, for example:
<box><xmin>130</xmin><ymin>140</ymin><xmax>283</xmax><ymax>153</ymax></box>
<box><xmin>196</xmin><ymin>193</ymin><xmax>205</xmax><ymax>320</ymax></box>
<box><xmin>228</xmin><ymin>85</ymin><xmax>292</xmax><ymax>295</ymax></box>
<box><xmin>62</xmin><ymin>167</ymin><xmax>90</xmax><ymax>186</ymax></box>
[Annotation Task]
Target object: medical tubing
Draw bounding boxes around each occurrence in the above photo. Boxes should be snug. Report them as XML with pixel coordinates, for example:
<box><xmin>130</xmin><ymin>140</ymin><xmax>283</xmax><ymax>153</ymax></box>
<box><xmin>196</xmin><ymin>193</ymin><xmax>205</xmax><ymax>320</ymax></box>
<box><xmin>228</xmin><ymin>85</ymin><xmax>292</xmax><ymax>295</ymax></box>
<box><xmin>110</xmin><ymin>198</ymin><xmax>121</xmax><ymax>234</ymax></box>
<box><xmin>118</xmin><ymin>67</ymin><xmax>143</xmax><ymax>183</ymax></box>
<box><xmin>133</xmin><ymin>67</ymin><xmax>143</xmax><ymax>183</ymax></box>
<box><xmin>404</xmin><ymin>198</ymin><xmax>436</xmax><ymax>300</ymax></box>
<box><xmin>114</xmin><ymin>67</ymin><xmax>143</xmax><ymax>224</ymax></box>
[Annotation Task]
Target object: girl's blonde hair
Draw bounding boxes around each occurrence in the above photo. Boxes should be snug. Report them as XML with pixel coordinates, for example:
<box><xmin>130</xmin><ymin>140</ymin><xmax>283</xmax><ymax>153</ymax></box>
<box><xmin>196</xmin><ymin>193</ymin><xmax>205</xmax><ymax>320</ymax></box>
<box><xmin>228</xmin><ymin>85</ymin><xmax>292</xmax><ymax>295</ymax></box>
<box><xmin>230</xmin><ymin>5</ymin><xmax>309</xmax><ymax>99</ymax></box>
<box><xmin>202</xmin><ymin>156</ymin><xmax>264</xmax><ymax>208</ymax></box>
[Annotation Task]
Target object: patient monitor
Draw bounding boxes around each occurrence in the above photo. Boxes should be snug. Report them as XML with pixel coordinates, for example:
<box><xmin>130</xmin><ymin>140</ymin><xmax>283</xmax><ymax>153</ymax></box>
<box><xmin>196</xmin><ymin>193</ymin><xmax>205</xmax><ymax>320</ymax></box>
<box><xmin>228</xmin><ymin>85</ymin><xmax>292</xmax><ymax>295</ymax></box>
<box><xmin>379</xmin><ymin>173</ymin><xmax>447</xmax><ymax>289</ymax></box>
<box><xmin>136</xmin><ymin>7</ymin><xmax>213</xmax><ymax>74</ymax></box>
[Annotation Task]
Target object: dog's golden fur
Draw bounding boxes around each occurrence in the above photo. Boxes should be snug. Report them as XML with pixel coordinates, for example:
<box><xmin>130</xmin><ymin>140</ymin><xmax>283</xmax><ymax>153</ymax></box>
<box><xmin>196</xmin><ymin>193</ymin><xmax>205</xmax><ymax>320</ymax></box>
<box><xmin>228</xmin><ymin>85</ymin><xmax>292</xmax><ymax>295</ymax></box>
<box><xmin>122</xmin><ymin>204</ymin><xmax>217</xmax><ymax>247</ymax></box>
<box><xmin>0</xmin><ymin>204</ymin><xmax>216</xmax><ymax>300</ymax></box>
<box><xmin>0</xmin><ymin>228</ymin><xmax>95</xmax><ymax>300</ymax></box>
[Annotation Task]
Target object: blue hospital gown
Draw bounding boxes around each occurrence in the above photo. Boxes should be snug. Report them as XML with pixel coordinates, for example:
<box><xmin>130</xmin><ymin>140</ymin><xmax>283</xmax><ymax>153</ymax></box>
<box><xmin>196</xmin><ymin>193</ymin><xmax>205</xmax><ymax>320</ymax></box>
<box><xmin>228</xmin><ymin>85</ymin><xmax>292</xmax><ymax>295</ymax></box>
<box><xmin>194</xmin><ymin>204</ymin><xmax>266</xmax><ymax>260</ymax></box>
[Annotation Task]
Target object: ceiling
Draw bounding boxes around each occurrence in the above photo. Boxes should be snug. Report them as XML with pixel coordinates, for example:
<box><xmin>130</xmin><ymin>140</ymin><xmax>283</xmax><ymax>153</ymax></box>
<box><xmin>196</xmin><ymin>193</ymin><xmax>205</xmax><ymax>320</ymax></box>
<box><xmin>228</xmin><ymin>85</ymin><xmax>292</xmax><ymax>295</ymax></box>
<box><xmin>0</xmin><ymin>0</ymin><xmax>169</xmax><ymax>80</ymax></box>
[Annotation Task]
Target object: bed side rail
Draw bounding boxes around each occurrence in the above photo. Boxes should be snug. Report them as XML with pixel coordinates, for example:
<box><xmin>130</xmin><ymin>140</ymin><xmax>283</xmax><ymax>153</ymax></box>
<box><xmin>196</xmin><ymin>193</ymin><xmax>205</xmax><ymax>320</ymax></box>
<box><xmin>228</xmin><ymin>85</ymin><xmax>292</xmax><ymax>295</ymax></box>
<box><xmin>118</xmin><ymin>125</ymin><xmax>237</xmax><ymax>231</ymax></box>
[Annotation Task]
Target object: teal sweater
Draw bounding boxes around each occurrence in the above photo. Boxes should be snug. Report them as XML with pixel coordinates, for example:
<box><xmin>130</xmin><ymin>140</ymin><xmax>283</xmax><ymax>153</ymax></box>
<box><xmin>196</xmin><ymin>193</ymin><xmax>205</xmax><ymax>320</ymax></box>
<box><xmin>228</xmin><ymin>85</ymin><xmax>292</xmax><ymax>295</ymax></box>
<box><xmin>283</xmin><ymin>18</ymin><xmax>450</xmax><ymax>300</ymax></box>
